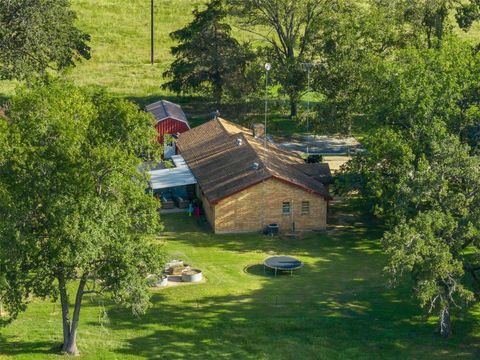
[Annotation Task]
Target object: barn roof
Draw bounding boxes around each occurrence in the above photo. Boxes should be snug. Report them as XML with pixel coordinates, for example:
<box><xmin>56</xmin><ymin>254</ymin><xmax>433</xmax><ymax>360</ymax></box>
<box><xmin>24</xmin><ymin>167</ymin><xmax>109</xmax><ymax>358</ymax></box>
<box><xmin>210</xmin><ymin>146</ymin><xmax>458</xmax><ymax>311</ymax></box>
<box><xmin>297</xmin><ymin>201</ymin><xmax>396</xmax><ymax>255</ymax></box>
<box><xmin>176</xmin><ymin>118</ymin><xmax>332</xmax><ymax>204</ymax></box>
<box><xmin>145</xmin><ymin>100</ymin><xmax>189</xmax><ymax>126</ymax></box>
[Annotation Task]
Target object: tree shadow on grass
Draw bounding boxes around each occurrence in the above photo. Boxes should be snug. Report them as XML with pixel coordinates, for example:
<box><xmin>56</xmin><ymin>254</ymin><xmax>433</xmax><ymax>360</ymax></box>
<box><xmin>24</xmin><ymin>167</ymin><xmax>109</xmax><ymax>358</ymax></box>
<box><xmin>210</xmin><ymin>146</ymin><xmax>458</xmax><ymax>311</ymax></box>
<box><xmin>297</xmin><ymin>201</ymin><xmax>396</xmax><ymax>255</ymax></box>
<box><xmin>0</xmin><ymin>335</ymin><xmax>59</xmax><ymax>356</ymax></box>
<box><xmin>161</xmin><ymin>213</ymin><xmax>384</xmax><ymax>260</ymax></box>
<box><xmin>0</xmin><ymin>94</ymin><xmax>9</xmax><ymax>107</ymax></box>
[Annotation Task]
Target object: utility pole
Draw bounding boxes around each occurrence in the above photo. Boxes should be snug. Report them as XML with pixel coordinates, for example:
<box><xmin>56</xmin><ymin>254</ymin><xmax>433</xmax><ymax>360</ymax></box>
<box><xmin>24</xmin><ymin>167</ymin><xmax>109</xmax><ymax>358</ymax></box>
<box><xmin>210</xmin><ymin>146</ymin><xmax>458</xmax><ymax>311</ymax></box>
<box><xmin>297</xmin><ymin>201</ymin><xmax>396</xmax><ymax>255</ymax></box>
<box><xmin>261</xmin><ymin>63</ymin><xmax>271</xmax><ymax>232</ymax></box>
<box><xmin>151</xmin><ymin>0</ymin><xmax>154</xmax><ymax>65</ymax></box>
<box><xmin>264</xmin><ymin>63</ymin><xmax>271</xmax><ymax>150</ymax></box>
<box><xmin>301</xmin><ymin>62</ymin><xmax>320</xmax><ymax>156</ymax></box>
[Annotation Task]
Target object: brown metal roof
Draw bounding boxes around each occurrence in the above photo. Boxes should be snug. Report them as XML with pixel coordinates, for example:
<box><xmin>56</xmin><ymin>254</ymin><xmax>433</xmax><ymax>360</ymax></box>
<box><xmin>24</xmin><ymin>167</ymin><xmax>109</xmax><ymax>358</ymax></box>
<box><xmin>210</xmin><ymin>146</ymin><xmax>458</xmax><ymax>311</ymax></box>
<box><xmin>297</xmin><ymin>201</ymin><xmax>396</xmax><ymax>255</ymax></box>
<box><xmin>145</xmin><ymin>100</ymin><xmax>189</xmax><ymax>125</ymax></box>
<box><xmin>296</xmin><ymin>163</ymin><xmax>334</xmax><ymax>184</ymax></box>
<box><xmin>177</xmin><ymin>118</ymin><xmax>332</xmax><ymax>203</ymax></box>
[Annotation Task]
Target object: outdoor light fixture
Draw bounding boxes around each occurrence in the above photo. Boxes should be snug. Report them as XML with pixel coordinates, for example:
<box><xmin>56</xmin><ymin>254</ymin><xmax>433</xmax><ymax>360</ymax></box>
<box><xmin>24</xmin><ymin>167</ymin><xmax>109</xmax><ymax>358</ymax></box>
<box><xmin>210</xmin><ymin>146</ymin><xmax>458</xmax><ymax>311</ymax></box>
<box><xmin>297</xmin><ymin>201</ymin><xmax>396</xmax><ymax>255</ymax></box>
<box><xmin>265</xmin><ymin>63</ymin><xmax>272</xmax><ymax>71</ymax></box>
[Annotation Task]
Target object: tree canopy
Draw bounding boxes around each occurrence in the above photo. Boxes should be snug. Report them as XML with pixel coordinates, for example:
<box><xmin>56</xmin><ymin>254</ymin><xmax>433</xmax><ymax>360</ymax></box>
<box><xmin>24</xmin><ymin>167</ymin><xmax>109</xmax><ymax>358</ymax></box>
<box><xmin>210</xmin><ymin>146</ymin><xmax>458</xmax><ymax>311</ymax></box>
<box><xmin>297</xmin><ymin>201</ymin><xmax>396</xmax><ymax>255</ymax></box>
<box><xmin>337</xmin><ymin>34</ymin><xmax>480</xmax><ymax>336</ymax></box>
<box><xmin>163</xmin><ymin>0</ymin><xmax>257</xmax><ymax>105</ymax></box>
<box><xmin>228</xmin><ymin>0</ymin><xmax>329</xmax><ymax>117</ymax></box>
<box><xmin>0</xmin><ymin>81</ymin><xmax>163</xmax><ymax>355</ymax></box>
<box><xmin>0</xmin><ymin>0</ymin><xmax>90</xmax><ymax>80</ymax></box>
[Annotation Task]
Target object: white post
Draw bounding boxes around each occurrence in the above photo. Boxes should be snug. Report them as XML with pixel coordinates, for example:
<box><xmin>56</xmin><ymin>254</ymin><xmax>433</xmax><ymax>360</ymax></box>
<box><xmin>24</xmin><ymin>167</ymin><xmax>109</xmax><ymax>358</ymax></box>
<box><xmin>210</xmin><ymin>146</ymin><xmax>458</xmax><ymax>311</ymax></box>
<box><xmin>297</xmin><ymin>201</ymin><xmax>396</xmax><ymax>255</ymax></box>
<box><xmin>307</xmin><ymin>65</ymin><xmax>311</xmax><ymax>156</ymax></box>
<box><xmin>264</xmin><ymin>63</ymin><xmax>271</xmax><ymax>151</ymax></box>
<box><xmin>261</xmin><ymin>63</ymin><xmax>271</xmax><ymax>231</ymax></box>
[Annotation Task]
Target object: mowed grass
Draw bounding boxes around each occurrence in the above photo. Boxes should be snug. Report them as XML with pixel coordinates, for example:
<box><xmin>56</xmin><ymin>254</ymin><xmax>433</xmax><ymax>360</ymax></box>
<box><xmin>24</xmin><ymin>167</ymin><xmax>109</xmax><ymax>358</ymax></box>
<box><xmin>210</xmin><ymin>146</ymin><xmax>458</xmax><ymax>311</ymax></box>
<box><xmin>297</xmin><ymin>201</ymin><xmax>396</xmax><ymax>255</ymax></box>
<box><xmin>1</xmin><ymin>203</ymin><xmax>479</xmax><ymax>359</ymax></box>
<box><xmin>0</xmin><ymin>0</ymin><xmax>206</xmax><ymax>100</ymax></box>
<box><xmin>69</xmin><ymin>0</ymin><xmax>205</xmax><ymax>98</ymax></box>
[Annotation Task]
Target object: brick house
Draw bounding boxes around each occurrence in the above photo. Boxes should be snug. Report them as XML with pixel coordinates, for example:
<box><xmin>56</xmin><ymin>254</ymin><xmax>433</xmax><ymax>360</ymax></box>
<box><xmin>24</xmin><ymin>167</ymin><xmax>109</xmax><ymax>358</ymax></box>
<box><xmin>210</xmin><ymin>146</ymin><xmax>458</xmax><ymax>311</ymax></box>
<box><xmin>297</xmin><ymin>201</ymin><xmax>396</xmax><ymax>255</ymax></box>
<box><xmin>177</xmin><ymin>117</ymin><xmax>332</xmax><ymax>234</ymax></box>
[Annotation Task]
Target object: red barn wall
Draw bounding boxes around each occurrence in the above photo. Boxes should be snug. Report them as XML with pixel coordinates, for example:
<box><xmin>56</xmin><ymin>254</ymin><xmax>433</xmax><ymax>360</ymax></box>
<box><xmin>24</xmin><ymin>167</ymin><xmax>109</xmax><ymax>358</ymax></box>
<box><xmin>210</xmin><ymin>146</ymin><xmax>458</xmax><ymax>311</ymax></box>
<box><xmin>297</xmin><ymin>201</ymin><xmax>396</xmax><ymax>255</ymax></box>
<box><xmin>155</xmin><ymin>118</ymin><xmax>190</xmax><ymax>143</ymax></box>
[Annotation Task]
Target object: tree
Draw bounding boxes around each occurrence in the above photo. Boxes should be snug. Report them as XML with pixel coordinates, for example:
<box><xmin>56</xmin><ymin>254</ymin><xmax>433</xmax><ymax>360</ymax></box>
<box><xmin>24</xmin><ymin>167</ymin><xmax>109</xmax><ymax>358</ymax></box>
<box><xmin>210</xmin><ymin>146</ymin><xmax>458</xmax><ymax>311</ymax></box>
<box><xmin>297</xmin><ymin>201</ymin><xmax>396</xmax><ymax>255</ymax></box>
<box><xmin>383</xmin><ymin>134</ymin><xmax>480</xmax><ymax>337</ymax></box>
<box><xmin>336</xmin><ymin>127</ymin><xmax>415</xmax><ymax>219</ymax></box>
<box><xmin>374</xmin><ymin>0</ymin><xmax>480</xmax><ymax>49</ymax></box>
<box><xmin>340</xmin><ymin>118</ymin><xmax>480</xmax><ymax>336</ymax></box>
<box><xmin>0</xmin><ymin>0</ymin><xmax>90</xmax><ymax>80</ymax></box>
<box><xmin>163</xmin><ymin>0</ymin><xmax>255</xmax><ymax>105</ymax></box>
<box><xmin>358</xmin><ymin>37</ymin><xmax>480</xmax><ymax>143</ymax></box>
<box><xmin>228</xmin><ymin>0</ymin><xmax>327</xmax><ymax>117</ymax></box>
<box><xmin>0</xmin><ymin>81</ymin><xmax>164</xmax><ymax>355</ymax></box>
<box><xmin>308</xmin><ymin>1</ymin><xmax>374</xmax><ymax>135</ymax></box>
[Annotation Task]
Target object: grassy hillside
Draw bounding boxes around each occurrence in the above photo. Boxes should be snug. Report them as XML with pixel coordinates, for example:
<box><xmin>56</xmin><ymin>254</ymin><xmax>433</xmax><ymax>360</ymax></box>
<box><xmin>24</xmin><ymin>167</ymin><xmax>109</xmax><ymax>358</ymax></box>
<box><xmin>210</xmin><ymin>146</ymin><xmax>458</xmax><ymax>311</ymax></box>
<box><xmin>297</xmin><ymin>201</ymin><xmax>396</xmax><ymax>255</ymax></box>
<box><xmin>70</xmin><ymin>0</ymin><xmax>204</xmax><ymax>99</ymax></box>
<box><xmin>0</xmin><ymin>0</ymin><xmax>206</xmax><ymax>102</ymax></box>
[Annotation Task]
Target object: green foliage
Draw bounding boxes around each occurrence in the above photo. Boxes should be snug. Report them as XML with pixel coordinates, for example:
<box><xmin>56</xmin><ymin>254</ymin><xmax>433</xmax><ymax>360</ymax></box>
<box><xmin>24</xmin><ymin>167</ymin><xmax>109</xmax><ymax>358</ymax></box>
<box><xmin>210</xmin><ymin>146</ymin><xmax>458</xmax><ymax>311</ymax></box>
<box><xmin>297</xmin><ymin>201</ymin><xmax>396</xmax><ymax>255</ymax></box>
<box><xmin>338</xmin><ymin>44</ymin><xmax>480</xmax><ymax>333</ymax></box>
<box><xmin>374</xmin><ymin>0</ymin><xmax>480</xmax><ymax>48</ymax></box>
<box><xmin>362</xmin><ymin>38</ymin><xmax>480</xmax><ymax>140</ymax></box>
<box><xmin>0</xmin><ymin>80</ymin><xmax>164</xmax><ymax>354</ymax></box>
<box><xmin>383</xmin><ymin>210</ymin><xmax>475</xmax><ymax>337</ymax></box>
<box><xmin>0</xmin><ymin>0</ymin><xmax>90</xmax><ymax>80</ymax></box>
<box><xmin>308</xmin><ymin>3</ymin><xmax>480</xmax><ymax>136</ymax></box>
<box><xmin>228</xmin><ymin>0</ymin><xmax>327</xmax><ymax>117</ymax></box>
<box><xmin>382</xmin><ymin>134</ymin><xmax>480</xmax><ymax>336</ymax></box>
<box><xmin>163</xmin><ymin>0</ymin><xmax>259</xmax><ymax>105</ymax></box>
<box><xmin>309</xmin><ymin>0</ymin><xmax>373</xmax><ymax>135</ymax></box>
<box><xmin>337</xmin><ymin>127</ymin><xmax>415</xmax><ymax>219</ymax></box>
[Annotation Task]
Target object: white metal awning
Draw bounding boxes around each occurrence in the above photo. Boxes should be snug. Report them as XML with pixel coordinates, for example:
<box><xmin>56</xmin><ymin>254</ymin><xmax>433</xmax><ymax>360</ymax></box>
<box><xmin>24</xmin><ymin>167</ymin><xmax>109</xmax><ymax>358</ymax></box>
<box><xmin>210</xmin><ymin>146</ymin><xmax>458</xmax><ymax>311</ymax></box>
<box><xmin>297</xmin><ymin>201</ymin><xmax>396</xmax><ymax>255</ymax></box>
<box><xmin>148</xmin><ymin>155</ymin><xmax>197</xmax><ymax>190</ymax></box>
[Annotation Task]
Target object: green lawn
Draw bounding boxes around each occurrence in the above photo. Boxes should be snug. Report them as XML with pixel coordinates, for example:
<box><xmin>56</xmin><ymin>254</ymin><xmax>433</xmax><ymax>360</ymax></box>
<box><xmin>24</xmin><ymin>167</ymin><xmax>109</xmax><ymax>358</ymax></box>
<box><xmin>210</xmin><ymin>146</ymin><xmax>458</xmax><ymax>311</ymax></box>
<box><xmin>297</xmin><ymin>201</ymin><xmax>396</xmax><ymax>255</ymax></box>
<box><xmin>1</xmin><ymin>202</ymin><xmax>479</xmax><ymax>359</ymax></box>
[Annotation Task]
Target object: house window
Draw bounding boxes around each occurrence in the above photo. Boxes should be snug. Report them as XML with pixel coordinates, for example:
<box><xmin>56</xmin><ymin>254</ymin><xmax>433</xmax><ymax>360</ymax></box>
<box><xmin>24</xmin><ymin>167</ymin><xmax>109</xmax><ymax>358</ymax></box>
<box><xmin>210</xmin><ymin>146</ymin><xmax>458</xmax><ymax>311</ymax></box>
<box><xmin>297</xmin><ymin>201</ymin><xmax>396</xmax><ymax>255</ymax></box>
<box><xmin>301</xmin><ymin>201</ymin><xmax>310</xmax><ymax>215</ymax></box>
<box><xmin>282</xmin><ymin>202</ymin><xmax>291</xmax><ymax>214</ymax></box>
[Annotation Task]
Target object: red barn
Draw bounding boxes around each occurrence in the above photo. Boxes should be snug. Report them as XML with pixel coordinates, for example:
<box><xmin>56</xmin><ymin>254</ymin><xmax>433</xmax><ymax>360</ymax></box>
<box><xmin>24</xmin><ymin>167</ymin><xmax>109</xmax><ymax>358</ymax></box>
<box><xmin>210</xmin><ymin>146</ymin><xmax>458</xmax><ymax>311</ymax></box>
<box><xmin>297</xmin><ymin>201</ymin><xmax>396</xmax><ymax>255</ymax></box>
<box><xmin>145</xmin><ymin>100</ymin><xmax>190</xmax><ymax>144</ymax></box>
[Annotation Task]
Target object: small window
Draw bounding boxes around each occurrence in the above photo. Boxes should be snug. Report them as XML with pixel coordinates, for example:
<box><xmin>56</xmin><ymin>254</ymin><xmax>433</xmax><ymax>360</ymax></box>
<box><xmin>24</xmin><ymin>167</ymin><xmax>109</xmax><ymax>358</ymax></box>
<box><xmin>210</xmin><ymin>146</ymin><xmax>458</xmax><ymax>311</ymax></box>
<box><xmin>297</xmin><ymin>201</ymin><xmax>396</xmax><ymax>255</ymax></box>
<box><xmin>282</xmin><ymin>202</ymin><xmax>291</xmax><ymax>214</ymax></box>
<box><xmin>301</xmin><ymin>201</ymin><xmax>310</xmax><ymax>215</ymax></box>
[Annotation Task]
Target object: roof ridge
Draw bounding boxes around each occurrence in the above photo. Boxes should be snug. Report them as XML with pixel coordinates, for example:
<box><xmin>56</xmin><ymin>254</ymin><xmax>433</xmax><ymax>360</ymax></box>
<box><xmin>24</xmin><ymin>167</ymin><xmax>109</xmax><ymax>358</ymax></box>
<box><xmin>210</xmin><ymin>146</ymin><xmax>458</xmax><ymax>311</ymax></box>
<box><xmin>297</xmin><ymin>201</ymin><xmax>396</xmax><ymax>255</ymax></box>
<box><xmin>160</xmin><ymin>100</ymin><xmax>170</xmax><ymax>118</ymax></box>
<box><xmin>215</xmin><ymin>118</ymin><xmax>273</xmax><ymax>176</ymax></box>
<box><xmin>233</xmin><ymin>132</ymin><xmax>269</xmax><ymax>175</ymax></box>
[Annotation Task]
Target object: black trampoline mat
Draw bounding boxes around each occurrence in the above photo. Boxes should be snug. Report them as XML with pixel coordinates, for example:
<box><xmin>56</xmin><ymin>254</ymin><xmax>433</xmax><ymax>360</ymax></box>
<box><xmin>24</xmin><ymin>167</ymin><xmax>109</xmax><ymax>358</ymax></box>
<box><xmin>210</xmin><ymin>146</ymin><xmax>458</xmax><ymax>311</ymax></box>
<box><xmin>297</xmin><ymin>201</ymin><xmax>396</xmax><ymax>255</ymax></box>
<box><xmin>264</xmin><ymin>256</ymin><xmax>303</xmax><ymax>270</ymax></box>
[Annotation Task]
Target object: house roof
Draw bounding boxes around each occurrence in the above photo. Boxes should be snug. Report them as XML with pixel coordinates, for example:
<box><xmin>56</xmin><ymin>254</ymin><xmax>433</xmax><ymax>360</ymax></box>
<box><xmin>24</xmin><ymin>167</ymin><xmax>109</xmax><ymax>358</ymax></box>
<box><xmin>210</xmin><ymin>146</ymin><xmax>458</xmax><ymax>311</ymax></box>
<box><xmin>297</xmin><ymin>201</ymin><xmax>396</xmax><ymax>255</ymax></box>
<box><xmin>145</xmin><ymin>100</ymin><xmax>189</xmax><ymax>126</ymax></box>
<box><xmin>296</xmin><ymin>163</ymin><xmax>333</xmax><ymax>184</ymax></box>
<box><xmin>176</xmin><ymin>118</ymin><xmax>332</xmax><ymax>204</ymax></box>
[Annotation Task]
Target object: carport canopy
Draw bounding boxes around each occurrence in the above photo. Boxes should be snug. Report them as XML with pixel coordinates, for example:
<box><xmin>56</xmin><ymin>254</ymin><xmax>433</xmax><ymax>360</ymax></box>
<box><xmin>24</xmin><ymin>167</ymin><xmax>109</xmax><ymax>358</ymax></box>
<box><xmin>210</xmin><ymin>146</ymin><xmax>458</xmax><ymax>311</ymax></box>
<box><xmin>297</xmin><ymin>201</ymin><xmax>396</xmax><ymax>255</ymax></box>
<box><xmin>148</xmin><ymin>155</ymin><xmax>197</xmax><ymax>190</ymax></box>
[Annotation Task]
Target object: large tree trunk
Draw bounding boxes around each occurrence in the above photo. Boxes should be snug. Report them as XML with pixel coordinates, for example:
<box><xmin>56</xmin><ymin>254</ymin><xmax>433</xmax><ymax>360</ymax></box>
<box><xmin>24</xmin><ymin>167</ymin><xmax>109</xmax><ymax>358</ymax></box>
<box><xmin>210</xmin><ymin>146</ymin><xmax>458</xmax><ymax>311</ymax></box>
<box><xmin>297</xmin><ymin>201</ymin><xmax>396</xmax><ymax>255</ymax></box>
<box><xmin>58</xmin><ymin>273</ymin><xmax>71</xmax><ymax>353</ymax></box>
<box><xmin>438</xmin><ymin>304</ymin><xmax>452</xmax><ymax>338</ymax></box>
<box><xmin>59</xmin><ymin>272</ymin><xmax>88</xmax><ymax>356</ymax></box>
<box><xmin>290</xmin><ymin>100</ymin><xmax>297</xmax><ymax>118</ymax></box>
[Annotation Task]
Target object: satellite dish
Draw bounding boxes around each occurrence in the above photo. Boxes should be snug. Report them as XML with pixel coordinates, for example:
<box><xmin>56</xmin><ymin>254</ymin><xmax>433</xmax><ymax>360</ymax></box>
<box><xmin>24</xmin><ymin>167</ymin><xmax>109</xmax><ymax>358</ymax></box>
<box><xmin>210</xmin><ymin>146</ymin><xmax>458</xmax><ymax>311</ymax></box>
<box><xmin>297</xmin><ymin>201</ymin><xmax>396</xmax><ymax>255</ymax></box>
<box><xmin>265</xmin><ymin>63</ymin><xmax>272</xmax><ymax>71</ymax></box>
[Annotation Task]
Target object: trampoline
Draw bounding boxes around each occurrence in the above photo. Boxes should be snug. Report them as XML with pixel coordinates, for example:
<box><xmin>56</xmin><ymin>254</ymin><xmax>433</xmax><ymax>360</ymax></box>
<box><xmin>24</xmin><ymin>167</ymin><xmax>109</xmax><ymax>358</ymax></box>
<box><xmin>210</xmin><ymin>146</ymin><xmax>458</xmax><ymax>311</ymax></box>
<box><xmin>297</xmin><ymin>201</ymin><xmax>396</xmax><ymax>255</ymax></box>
<box><xmin>264</xmin><ymin>256</ymin><xmax>304</xmax><ymax>276</ymax></box>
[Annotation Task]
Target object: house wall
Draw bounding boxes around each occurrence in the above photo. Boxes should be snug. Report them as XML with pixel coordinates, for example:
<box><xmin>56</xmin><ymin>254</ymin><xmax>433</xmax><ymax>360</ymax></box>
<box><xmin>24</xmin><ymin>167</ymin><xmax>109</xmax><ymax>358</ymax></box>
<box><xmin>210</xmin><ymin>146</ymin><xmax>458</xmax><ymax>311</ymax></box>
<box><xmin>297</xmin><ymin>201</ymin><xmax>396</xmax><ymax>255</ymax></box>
<box><xmin>196</xmin><ymin>185</ymin><xmax>215</xmax><ymax>232</ymax></box>
<box><xmin>155</xmin><ymin>118</ymin><xmax>190</xmax><ymax>143</ymax></box>
<box><xmin>210</xmin><ymin>178</ymin><xmax>327</xmax><ymax>234</ymax></box>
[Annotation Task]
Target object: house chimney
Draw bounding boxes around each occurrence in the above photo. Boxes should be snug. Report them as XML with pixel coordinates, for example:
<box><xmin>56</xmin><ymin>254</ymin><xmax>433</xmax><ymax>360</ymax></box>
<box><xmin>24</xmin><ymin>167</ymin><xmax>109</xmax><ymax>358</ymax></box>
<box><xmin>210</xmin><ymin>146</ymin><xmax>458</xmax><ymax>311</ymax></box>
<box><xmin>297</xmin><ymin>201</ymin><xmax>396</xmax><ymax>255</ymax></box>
<box><xmin>253</xmin><ymin>123</ymin><xmax>265</xmax><ymax>138</ymax></box>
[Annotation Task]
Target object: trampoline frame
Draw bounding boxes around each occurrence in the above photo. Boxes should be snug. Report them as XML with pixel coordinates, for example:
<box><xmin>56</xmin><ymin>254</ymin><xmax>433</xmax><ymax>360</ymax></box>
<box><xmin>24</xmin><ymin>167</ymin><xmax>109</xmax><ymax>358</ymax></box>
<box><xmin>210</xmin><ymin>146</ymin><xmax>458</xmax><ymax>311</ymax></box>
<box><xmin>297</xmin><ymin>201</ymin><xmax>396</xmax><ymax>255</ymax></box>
<box><xmin>263</xmin><ymin>256</ymin><xmax>304</xmax><ymax>276</ymax></box>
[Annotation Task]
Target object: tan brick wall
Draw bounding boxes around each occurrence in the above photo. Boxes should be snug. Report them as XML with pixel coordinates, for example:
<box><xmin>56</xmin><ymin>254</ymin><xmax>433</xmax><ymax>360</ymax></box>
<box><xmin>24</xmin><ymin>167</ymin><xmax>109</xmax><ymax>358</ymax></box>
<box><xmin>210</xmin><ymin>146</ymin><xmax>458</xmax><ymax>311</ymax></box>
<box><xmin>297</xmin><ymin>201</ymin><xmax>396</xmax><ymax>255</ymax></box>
<box><xmin>208</xmin><ymin>178</ymin><xmax>327</xmax><ymax>234</ymax></box>
<box><xmin>196</xmin><ymin>185</ymin><xmax>215</xmax><ymax>232</ymax></box>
